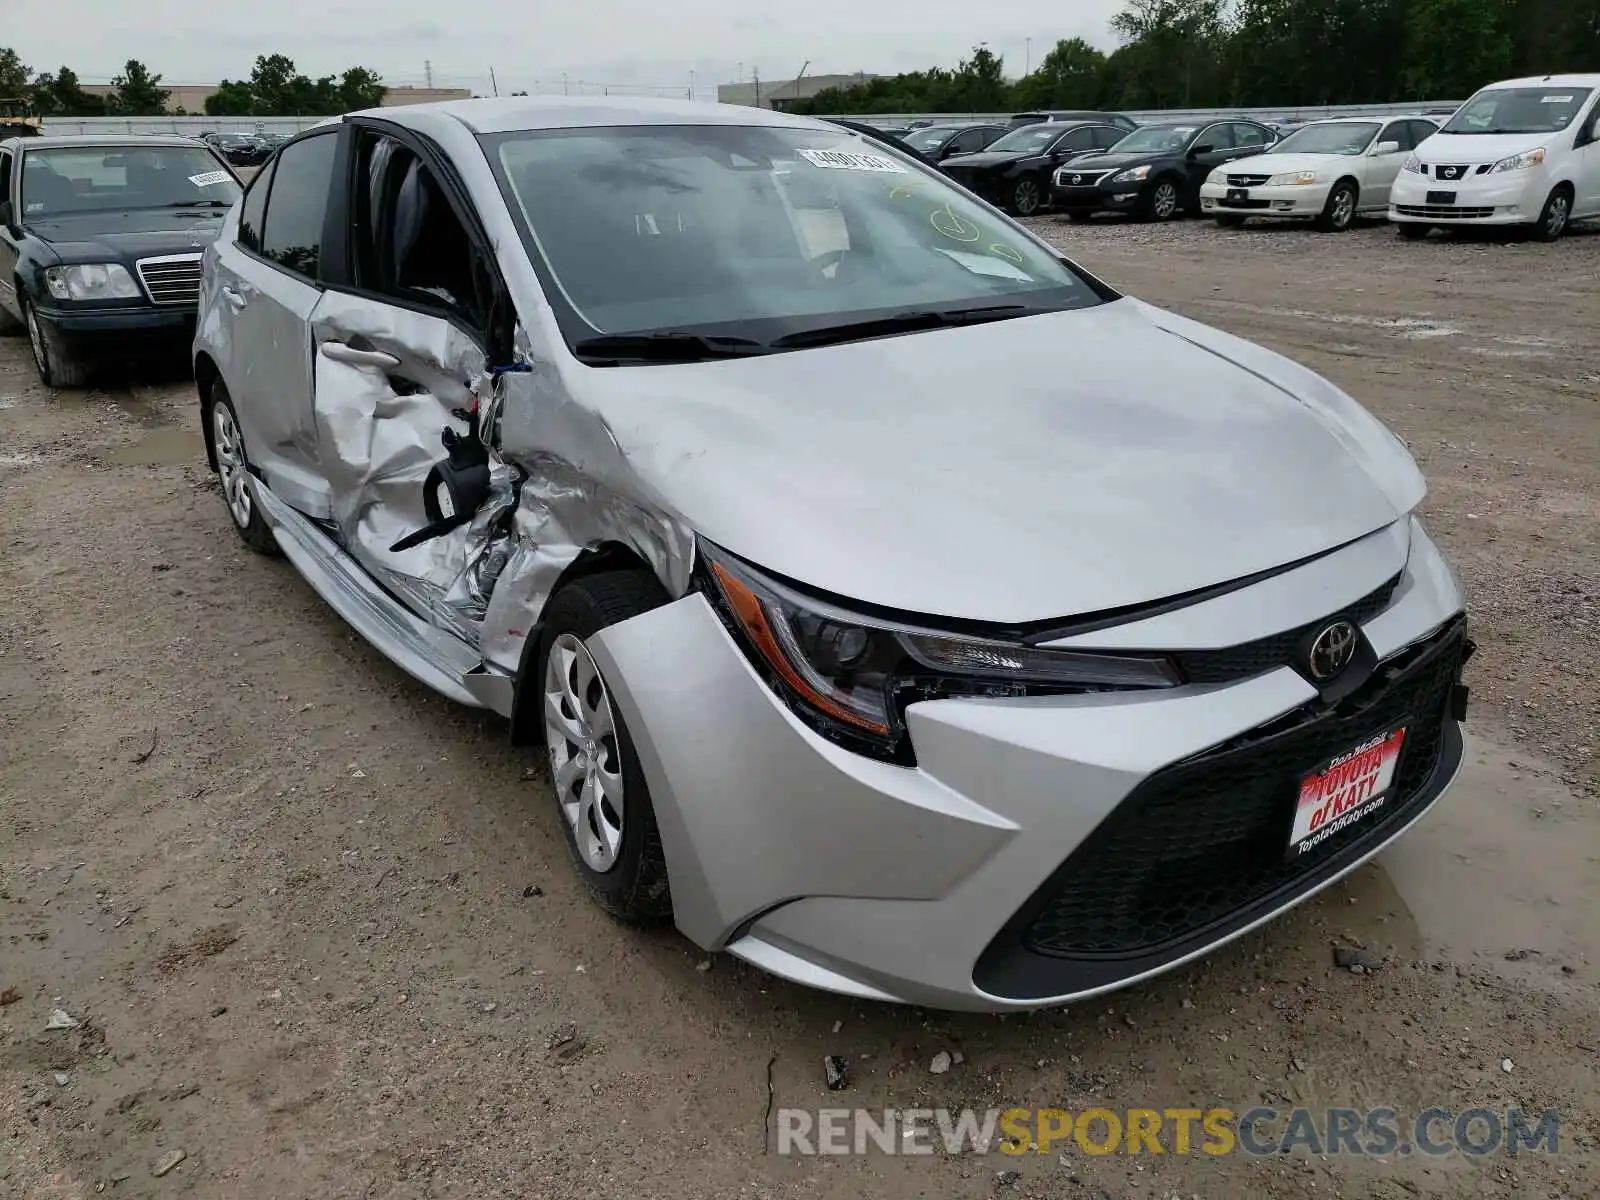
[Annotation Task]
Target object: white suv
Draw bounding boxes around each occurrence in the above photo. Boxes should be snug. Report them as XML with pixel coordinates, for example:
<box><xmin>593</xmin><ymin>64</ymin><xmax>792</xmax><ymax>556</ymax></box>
<box><xmin>1389</xmin><ymin>74</ymin><xmax>1600</xmax><ymax>240</ymax></box>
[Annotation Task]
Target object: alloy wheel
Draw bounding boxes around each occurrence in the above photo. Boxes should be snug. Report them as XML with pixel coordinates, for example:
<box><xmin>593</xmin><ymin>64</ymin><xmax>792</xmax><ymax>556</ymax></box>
<box><xmin>1153</xmin><ymin>182</ymin><xmax>1178</xmax><ymax>219</ymax></box>
<box><xmin>212</xmin><ymin>403</ymin><xmax>253</xmax><ymax>528</ymax></box>
<box><xmin>543</xmin><ymin>632</ymin><xmax>626</xmax><ymax>872</ymax></box>
<box><xmin>1546</xmin><ymin>193</ymin><xmax>1570</xmax><ymax>238</ymax></box>
<box><xmin>1013</xmin><ymin>179</ymin><xmax>1041</xmax><ymax>216</ymax></box>
<box><xmin>1331</xmin><ymin>187</ymin><xmax>1355</xmax><ymax>229</ymax></box>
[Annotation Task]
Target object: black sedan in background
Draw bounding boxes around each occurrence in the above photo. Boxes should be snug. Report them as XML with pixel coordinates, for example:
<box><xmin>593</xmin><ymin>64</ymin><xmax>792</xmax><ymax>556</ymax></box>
<box><xmin>1049</xmin><ymin>118</ymin><xmax>1279</xmax><ymax>222</ymax></box>
<box><xmin>939</xmin><ymin>121</ymin><xmax>1127</xmax><ymax>215</ymax></box>
<box><xmin>0</xmin><ymin>135</ymin><xmax>240</xmax><ymax>386</ymax></box>
<box><xmin>897</xmin><ymin>121</ymin><xmax>1011</xmax><ymax>164</ymax></box>
<box><xmin>823</xmin><ymin>119</ymin><xmax>933</xmax><ymax>164</ymax></box>
<box><xmin>200</xmin><ymin>131</ymin><xmax>270</xmax><ymax>166</ymax></box>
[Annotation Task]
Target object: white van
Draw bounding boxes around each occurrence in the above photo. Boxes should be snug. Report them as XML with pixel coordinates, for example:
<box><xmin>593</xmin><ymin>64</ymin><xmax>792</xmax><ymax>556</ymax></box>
<box><xmin>1389</xmin><ymin>74</ymin><xmax>1600</xmax><ymax>240</ymax></box>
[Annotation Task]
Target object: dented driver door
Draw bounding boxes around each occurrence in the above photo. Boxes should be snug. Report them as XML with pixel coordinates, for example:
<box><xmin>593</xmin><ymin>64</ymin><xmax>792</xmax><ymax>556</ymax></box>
<box><xmin>307</xmin><ymin>123</ymin><xmax>512</xmax><ymax>642</ymax></box>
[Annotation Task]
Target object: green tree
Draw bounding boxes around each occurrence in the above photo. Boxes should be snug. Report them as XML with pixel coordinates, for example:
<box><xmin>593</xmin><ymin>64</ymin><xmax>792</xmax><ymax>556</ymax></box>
<box><xmin>0</xmin><ymin>47</ymin><xmax>31</xmax><ymax>100</ymax></box>
<box><xmin>107</xmin><ymin>59</ymin><xmax>170</xmax><ymax>115</ymax></box>
<box><xmin>1013</xmin><ymin>37</ymin><xmax>1108</xmax><ymax>109</ymax></box>
<box><xmin>205</xmin><ymin>79</ymin><xmax>256</xmax><ymax>116</ymax></box>
<box><xmin>1403</xmin><ymin>0</ymin><xmax>1512</xmax><ymax>98</ymax></box>
<box><xmin>30</xmin><ymin>67</ymin><xmax>105</xmax><ymax>116</ymax></box>
<box><xmin>339</xmin><ymin>67</ymin><xmax>386</xmax><ymax>111</ymax></box>
<box><xmin>249</xmin><ymin>54</ymin><xmax>303</xmax><ymax>113</ymax></box>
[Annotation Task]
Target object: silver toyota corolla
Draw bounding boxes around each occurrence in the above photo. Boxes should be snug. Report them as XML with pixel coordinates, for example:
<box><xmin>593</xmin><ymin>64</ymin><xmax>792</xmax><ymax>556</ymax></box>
<box><xmin>193</xmin><ymin>97</ymin><xmax>1472</xmax><ymax>1011</ymax></box>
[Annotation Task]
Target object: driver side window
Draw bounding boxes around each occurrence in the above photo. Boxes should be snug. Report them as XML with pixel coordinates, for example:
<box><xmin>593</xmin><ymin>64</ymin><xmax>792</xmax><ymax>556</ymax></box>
<box><xmin>1199</xmin><ymin>124</ymin><xmax>1234</xmax><ymax>151</ymax></box>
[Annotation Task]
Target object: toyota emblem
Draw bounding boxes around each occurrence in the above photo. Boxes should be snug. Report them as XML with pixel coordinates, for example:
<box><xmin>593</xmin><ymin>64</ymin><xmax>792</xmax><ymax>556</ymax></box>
<box><xmin>1307</xmin><ymin>620</ymin><xmax>1359</xmax><ymax>681</ymax></box>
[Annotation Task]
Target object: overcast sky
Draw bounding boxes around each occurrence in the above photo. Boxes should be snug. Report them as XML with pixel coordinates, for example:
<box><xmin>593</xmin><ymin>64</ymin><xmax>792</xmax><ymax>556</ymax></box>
<box><xmin>10</xmin><ymin>0</ymin><xmax>1129</xmax><ymax>97</ymax></box>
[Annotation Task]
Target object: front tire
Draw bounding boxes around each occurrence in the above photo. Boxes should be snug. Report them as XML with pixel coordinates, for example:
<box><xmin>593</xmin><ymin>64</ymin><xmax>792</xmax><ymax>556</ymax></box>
<box><xmin>1532</xmin><ymin>185</ymin><xmax>1573</xmax><ymax>242</ymax></box>
<box><xmin>23</xmin><ymin>299</ymin><xmax>92</xmax><ymax>388</ymax></box>
<box><xmin>1007</xmin><ymin>175</ymin><xmax>1044</xmax><ymax>217</ymax></box>
<box><xmin>537</xmin><ymin>571</ymin><xmax>673</xmax><ymax>922</ymax></box>
<box><xmin>1139</xmin><ymin>178</ymin><xmax>1181</xmax><ymax>222</ymax></box>
<box><xmin>205</xmin><ymin>382</ymin><xmax>279</xmax><ymax>555</ymax></box>
<box><xmin>1316</xmin><ymin>180</ymin><xmax>1358</xmax><ymax>232</ymax></box>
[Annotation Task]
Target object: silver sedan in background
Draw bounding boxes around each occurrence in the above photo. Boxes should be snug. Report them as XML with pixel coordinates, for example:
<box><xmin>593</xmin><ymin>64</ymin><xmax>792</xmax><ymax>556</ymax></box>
<box><xmin>193</xmin><ymin>97</ymin><xmax>1472</xmax><ymax>1011</ymax></box>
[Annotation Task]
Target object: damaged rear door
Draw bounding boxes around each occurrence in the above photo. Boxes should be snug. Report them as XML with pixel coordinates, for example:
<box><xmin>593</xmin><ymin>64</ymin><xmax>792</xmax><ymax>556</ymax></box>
<box><xmin>309</xmin><ymin>121</ymin><xmax>518</xmax><ymax>643</ymax></box>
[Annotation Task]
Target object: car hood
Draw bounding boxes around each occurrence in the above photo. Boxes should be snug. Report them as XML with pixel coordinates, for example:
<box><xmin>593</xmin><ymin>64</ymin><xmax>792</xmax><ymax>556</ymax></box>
<box><xmin>24</xmin><ymin>209</ymin><xmax>229</xmax><ymax>260</ymax></box>
<box><xmin>1416</xmin><ymin>130</ymin><xmax>1554</xmax><ymax>163</ymax></box>
<box><xmin>941</xmin><ymin>151</ymin><xmax>1031</xmax><ymax>170</ymax></box>
<box><xmin>572</xmin><ymin>298</ymin><xmax>1425</xmax><ymax>624</ymax></box>
<box><xmin>1065</xmin><ymin>151</ymin><xmax>1162</xmax><ymax>172</ymax></box>
<box><xmin>1222</xmin><ymin>151</ymin><xmax>1363</xmax><ymax>175</ymax></box>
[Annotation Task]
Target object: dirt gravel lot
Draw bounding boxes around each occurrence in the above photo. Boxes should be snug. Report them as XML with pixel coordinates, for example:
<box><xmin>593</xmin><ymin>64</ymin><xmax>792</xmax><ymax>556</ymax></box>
<box><xmin>2</xmin><ymin>216</ymin><xmax>1597</xmax><ymax>1200</ymax></box>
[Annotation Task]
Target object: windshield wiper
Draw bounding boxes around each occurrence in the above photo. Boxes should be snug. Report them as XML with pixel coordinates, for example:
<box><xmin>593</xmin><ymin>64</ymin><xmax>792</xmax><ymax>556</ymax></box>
<box><xmin>163</xmin><ymin>199</ymin><xmax>235</xmax><ymax>208</ymax></box>
<box><xmin>770</xmin><ymin>304</ymin><xmax>1040</xmax><ymax>350</ymax></box>
<box><xmin>571</xmin><ymin>331</ymin><xmax>771</xmax><ymax>364</ymax></box>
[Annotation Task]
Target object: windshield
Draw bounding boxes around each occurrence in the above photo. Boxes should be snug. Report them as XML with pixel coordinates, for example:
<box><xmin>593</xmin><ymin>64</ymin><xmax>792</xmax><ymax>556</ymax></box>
<box><xmin>1271</xmin><ymin>121</ymin><xmax>1381</xmax><ymax>155</ymax></box>
<box><xmin>488</xmin><ymin>124</ymin><xmax>1105</xmax><ymax>352</ymax></box>
<box><xmin>902</xmin><ymin>126</ymin><xmax>965</xmax><ymax>152</ymax></box>
<box><xmin>1107</xmin><ymin>125</ymin><xmax>1196</xmax><ymax>155</ymax></box>
<box><xmin>20</xmin><ymin>146</ymin><xmax>240</xmax><ymax>217</ymax></box>
<box><xmin>1442</xmin><ymin>87</ymin><xmax>1594</xmax><ymax>134</ymax></box>
<box><xmin>986</xmin><ymin>126</ymin><xmax>1062</xmax><ymax>154</ymax></box>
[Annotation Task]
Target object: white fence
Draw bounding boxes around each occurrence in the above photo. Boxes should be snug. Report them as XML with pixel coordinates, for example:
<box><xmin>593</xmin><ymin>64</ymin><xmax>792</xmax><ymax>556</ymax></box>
<box><xmin>39</xmin><ymin>115</ymin><xmax>325</xmax><ymax>137</ymax></box>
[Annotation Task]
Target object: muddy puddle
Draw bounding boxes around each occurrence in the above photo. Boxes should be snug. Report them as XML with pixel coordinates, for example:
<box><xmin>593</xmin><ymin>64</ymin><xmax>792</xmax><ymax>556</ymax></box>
<box><xmin>103</xmin><ymin>426</ymin><xmax>205</xmax><ymax>466</ymax></box>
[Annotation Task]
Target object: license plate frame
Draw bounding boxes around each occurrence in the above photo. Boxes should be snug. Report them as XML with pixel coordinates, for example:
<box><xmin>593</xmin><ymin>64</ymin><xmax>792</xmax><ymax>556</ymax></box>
<box><xmin>1226</xmin><ymin>187</ymin><xmax>1250</xmax><ymax>204</ymax></box>
<box><xmin>1426</xmin><ymin>190</ymin><xmax>1457</xmax><ymax>205</ymax></box>
<box><xmin>1288</xmin><ymin>726</ymin><xmax>1408</xmax><ymax>860</ymax></box>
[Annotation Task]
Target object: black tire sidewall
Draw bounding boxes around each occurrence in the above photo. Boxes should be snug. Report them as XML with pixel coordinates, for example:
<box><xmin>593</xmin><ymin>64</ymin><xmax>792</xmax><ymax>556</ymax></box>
<box><xmin>536</xmin><ymin>574</ymin><xmax>672</xmax><ymax>920</ymax></box>
<box><xmin>206</xmin><ymin>382</ymin><xmax>278</xmax><ymax>553</ymax></box>
<box><xmin>1011</xmin><ymin>176</ymin><xmax>1040</xmax><ymax>216</ymax></box>
<box><xmin>1328</xmin><ymin>183</ymin><xmax>1356</xmax><ymax>230</ymax></box>
<box><xmin>1535</xmin><ymin>187</ymin><xmax>1571</xmax><ymax>241</ymax></box>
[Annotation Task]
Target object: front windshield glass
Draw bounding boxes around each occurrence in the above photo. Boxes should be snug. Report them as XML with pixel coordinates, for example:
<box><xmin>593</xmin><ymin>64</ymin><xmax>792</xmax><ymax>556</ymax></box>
<box><xmin>489</xmin><ymin>124</ymin><xmax>1105</xmax><ymax>348</ymax></box>
<box><xmin>1107</xmin><ymin>125</ymin><xmax>1196</xmax><ymax>154</ymax></box>
<box><xmin>1271</xmin><ymin>121</ymin><xmax>1381</xmax><ymax>155</ymax></box>
<box><xmin>986</xmin><ymin>126</ymin><xmax>1062</xmax><ymax>154</ymax></box>
<box><xmin>902</xmin><ymin>126</ymin><xmax>964</xmax><ymax>152</ymax></box>
<box><xmin>20</xmin><ymin>146</ymin><xmax>240</xmax><ymax>217</ymax></box>
<box><xmin>1442</xmin><ymin>87</ymin><xmax>1594</xmax><ymax>134</ymax></box>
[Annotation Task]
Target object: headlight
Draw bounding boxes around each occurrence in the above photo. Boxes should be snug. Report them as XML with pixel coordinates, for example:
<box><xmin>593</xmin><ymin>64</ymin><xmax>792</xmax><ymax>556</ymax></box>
<box><xmin>43</xmin><ymin>263</ymin><xmax>142</xmax><ymax>302</ymax></box>
<box><xmin>1402</xmin><ymin>153</ymin><xmax>1422</xmax><ymax>173</ymax></box>
<box><xmin>1110</xmin><ymin>165</ymin><xmax>1151</xmax><ymax>184</ymax></box>
<box><xmin>1489</xmin><ymin>148</ymin><xmax>1546</xmax><ymax>173</ymax></box>
<box><xmin>700</xmin><ymin>544</ymin><xmax>1179</xmax><ymax>762</ymax></box>
<box><xmin>1266</xmin><ymin>170</ymin><xmax>1319</xmax><ymax>186</ymax></box>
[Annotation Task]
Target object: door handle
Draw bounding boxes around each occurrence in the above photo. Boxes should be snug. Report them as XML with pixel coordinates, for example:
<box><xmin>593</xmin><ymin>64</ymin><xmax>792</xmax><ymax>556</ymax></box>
<box><xmin>221</xmin><ymin>286</ymin><xmax>247</xmax><ymax>309</ymax></box>
<box><xmin>320</xmin><ymin>340</ymin><xmax>401</xmax><ymax>369</ymax></box>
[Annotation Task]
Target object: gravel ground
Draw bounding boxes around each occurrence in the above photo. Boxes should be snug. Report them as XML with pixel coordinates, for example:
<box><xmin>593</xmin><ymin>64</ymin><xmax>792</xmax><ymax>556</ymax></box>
<box><xmin>1</xmin><ymin>214</ymin><xmax>1597</xmax><ymax>1200</ymax></box>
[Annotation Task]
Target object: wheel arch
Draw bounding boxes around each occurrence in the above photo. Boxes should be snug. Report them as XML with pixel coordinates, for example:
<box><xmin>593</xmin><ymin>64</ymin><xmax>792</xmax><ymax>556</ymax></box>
<box><xmin>194</xmin><ymin>352</ymin><xmax>222</xmax><ymax>472</ymax></box>
<box><xmin>508</xmin><ymin>540</ymin><xmax>663</xmax><ymax>747</ymax></box>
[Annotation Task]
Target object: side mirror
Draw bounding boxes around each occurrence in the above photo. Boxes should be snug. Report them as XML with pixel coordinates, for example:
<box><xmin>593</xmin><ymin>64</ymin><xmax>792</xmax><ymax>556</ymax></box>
<box><xmin>1373</xmin><ymin>140</ymin><xmax>1401</xmax><ymax>156</ymax></box>
<box><xmin>1189</xmin><ymin>144</ymin><xmax>1214</xmax><ymax>158</ymax></box>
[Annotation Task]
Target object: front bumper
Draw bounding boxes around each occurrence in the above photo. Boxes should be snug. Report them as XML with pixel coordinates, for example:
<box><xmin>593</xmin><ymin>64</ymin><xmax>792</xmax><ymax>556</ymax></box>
<box><xmin>1389</xmin><ymin>171</ymin><xmax>1538</xmax><ymax>224</ymax></box>
<box><xmin>943</xmin><ymin>169</ymin><xmax>1010</xmax><ymax>206</ymax></box>
<box><xmin>1050</xmin><ymin>180</ymin><xmax>1144</xmax><ymax>214</ymax></box>
<box><xmin>1199</xmin><ymin>180</ymin><xmax>1331</xmax><ymax>217</ymax></box>
<box><xmin>589</xmin><ymin>518</ymin><xmax>1468</xmax><ymax>1011</ymax></box>
<box><xmin>34</xmin><ymin>302</ymin><xmax>196</xmax><ymax>343</ymax></box>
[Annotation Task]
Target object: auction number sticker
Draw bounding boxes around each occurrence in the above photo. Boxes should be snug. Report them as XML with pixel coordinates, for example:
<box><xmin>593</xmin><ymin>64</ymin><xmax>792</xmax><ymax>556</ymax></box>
<box><xmin>1288</xmin><ymin>727</ymin><xmax>1407</xmax><ymax>859</ymax></box>
<box><xmin>796</xmin><ymin>148</ymin><xmax>906</xmax><ymax>174</ymax></box>
<box><xmin>189</xmin><ymin>171</ymin><xmax>233</xmax><ymax>187</ymax></box>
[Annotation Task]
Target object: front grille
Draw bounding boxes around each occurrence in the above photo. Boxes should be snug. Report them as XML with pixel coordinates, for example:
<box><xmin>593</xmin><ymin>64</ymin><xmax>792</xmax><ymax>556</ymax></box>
<box><xmin>1227</xmin><ymin>173</ymin><xmax>1272</xmax><ymax>187</ymax></box>
<box><xmin>1430</xmin><ymin>164</ymin><xmax>1470</xmax><ymax>182</ymax></box>
<box><xmin>1019</xmin><ymin>618</ymin><xmax>1465</xmax><ymax>958</ymax></box>
<box><xmin>135</xmin><ymin>254</ymin><xmax>204</xmax><ymax>306</ymax></box>
<box><xmin>1057</xmin><ymin>169</ymin><xmax>1110</xmax><ymax>187</ymax></box>
<box><xmin>1176</xmin><ymin>573</ymin><xmax>1400</xmax><ymax>684</ymax></box>
<box><xmin>1396</xmin><ymin>205</ymin><xmax>1496</xmax><ymax>220</ymax></box>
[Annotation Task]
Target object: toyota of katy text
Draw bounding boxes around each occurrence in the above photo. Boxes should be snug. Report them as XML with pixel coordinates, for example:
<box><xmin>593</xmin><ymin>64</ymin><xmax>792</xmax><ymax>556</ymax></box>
<box><xmin>1199</xmin><ymin>116</ymin><xmax>1441</xmax><ymax>231</ymax></box>
<box><xmin>1051</xmin><ymin>119</ymin><xmax>1279</xmax><ymax>221</ymax></box>
<box><xmin>193</xmin><ymin>97</ymin><xmax>1473</xmax><ymax>1012</ymax></box>
<box><xmin>0</xmin><ymin>135</ymin><xmax>240</xmax><ymax>387</ymax></box>
<box><xmin>1389</xmin><ymin>74</ymin><xmax>1600</xmax><ymax>240</ymax></box>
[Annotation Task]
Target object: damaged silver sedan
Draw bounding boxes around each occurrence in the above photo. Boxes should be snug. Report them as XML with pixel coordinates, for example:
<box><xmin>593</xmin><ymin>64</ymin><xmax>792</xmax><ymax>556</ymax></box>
<box><xmin>193</xmin><ymin>97</ymin><xmax>1472</xmax><ymax>1011</ymax></box>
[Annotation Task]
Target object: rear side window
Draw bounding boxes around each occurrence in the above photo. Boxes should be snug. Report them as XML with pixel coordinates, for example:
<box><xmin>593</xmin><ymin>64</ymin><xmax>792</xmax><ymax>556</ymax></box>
<box><xmin>1092</xmin><ymin>126</ymin><xmax>1124</xmax><ymax>149</ymax></box>
<box><xmin>1407</xmin><ymin>120</ymin><xmax>1439</xmax><ymax>148</ymax></box>
<box><xmin>237</xmin><ymin>159</ymin><xmax>274</xmax><ymax>252</ymax></box>
<box><xmin>260</xmin><ymin>132</ymin><xmax>337</xmax><ymax>280</ymax></box>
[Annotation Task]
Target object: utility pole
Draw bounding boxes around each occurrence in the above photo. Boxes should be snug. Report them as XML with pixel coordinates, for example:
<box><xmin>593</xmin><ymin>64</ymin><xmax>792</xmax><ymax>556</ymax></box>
<box><xmin>562</xmin><ymin>73</ymin><xmax>569</xmax><ymax>95</ymax></box>
<box><xmin>425</xmin><ymin>60</ymin><xmax>433</xmax><ymax>88</ymax></box>
<box><xmin>791</xmin><ymin>59</ymin><xmax>810</xmax><ymax>108</ymax></box>
<box><xmin>753</xmin><ymin>67</ymin><xmax>761</xmax><ymax>109</ymax></box>
<box><xmin>1025</xmin><ymin>38</ymin><xmax>1032</xmax><ymax>76</ymax></box>
<box><xmin>688</xmin><ymin>69</ymin><xmax>695</xmax><ymax>100</ymax></box>
<box><xmin>490</xmin><ymin>67</ymin><xmax>499</xmax><ymax>97</ymax></box>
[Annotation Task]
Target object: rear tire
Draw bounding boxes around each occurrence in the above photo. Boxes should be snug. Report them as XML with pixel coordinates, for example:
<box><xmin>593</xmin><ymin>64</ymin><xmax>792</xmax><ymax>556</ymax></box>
<box><xmin>536</xmin><ymin>570</ymin><xmax>674</xmax><ymax>923</ymax></box>
<box><xmin>204</xmin><ymin>381</ymin><xmax>279</xmax><ymax>555</ymax></box>
<box><xmin>23</xmin><ymin>299</ymin><xmax>92</xmax><ymax>388</ymax></box>
<box><xmin>1531</xmin><ymin>185</ymin><xmax>1573</xmax><ymax>242</ymax></box>
<box><xmin>1396</xmin><ymin>223</ymin><xmax>1431</xmax><ymax>241</ymax></box>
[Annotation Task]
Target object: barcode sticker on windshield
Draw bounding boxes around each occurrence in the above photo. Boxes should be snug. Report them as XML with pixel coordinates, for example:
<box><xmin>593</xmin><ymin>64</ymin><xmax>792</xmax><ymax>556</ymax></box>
<box><xmin>796</xmin><ymin>148</ymin><xmax>906</xmax><ymax>174</ymax></box>
<box><xmin>189</xmin><ymin>171</ymin><xmax>233</xmax><ymax>187</ymax></box>
<box><xmin>1542</xmin><ymin>95</ymin><xmax>1574</xmax><ymax>103</ymax></box>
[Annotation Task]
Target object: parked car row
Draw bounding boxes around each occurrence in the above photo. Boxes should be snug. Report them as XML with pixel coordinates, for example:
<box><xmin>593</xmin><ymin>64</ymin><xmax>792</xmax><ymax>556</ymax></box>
<box><xmin>199</xmin><ymin>130</ymin><xmax>279</xmax><ymax>167</ymax></box>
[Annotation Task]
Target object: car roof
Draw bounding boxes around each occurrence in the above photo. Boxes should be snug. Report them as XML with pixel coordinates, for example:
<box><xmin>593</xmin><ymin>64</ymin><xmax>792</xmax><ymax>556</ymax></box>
<box><xmin>13</xmin><ymin>134</ymin><xmax>208</xmax><ymax>150</ymax></box>
<box><xmin>1478</xmin><ymin>74</ymin><xmax>1600</xmax><ymax>89</ymax></box>
<box><xmin>351</xmin><ymin>94</ymin><xmax>838</xmax><ymax>136</ymax></box>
